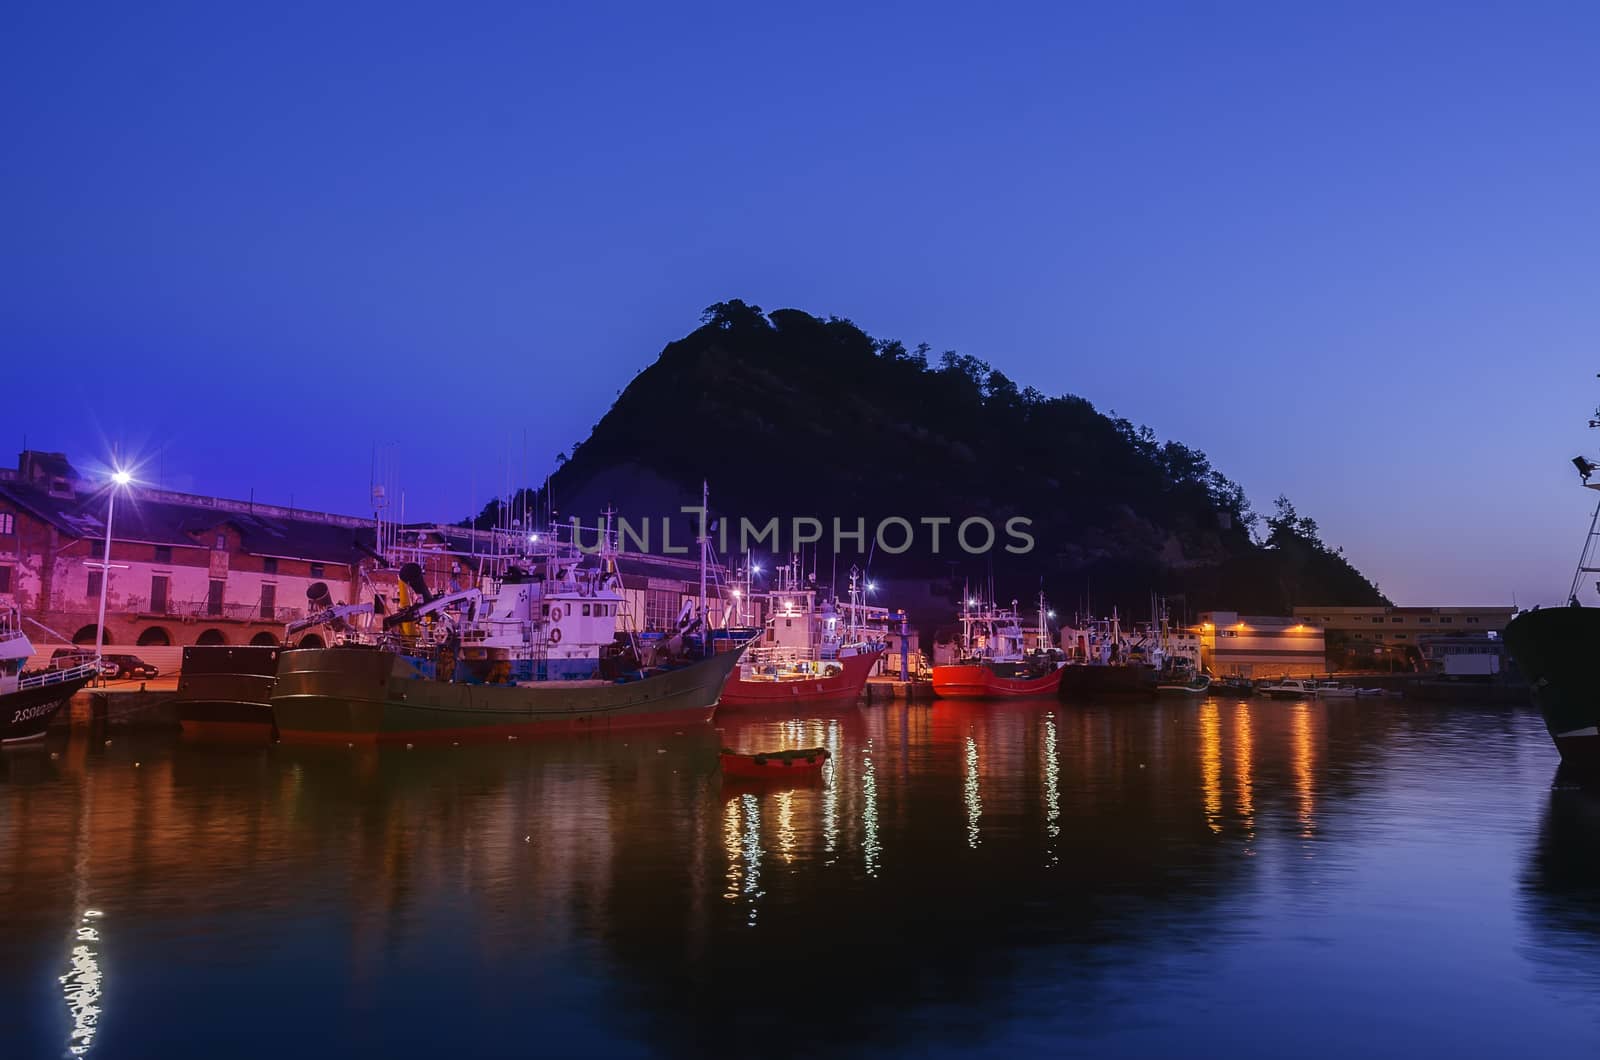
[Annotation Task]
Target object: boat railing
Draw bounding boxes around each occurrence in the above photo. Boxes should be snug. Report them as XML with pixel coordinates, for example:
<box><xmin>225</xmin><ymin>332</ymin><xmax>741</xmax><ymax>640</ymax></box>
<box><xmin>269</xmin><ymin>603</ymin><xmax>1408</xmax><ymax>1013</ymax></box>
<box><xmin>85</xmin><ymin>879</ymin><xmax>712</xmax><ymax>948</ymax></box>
<box><xmin>19</xmin><ymin>660</ymin><xmax>99</xmax><ymax>691</ymax></box>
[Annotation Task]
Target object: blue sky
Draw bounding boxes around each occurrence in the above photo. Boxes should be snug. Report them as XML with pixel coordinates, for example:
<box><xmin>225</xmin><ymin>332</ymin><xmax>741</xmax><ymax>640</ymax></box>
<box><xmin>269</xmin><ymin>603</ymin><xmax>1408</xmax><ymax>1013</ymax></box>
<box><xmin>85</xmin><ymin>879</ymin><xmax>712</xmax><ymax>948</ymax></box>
<box><xmin>4</xmin><ymin>2</ymin><xmax>1597</xmax><ymax>605</ymax></box>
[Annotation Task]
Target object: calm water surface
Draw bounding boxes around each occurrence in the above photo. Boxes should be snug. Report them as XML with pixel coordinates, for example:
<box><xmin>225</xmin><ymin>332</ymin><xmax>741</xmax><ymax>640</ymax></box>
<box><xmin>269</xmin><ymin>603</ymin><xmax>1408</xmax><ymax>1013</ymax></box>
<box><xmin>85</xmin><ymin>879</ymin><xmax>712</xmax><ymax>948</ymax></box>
<box><xmin>4</xmin><ymin>698</ymin><xmax>1599</xmax><ymax>1058</ymax></box>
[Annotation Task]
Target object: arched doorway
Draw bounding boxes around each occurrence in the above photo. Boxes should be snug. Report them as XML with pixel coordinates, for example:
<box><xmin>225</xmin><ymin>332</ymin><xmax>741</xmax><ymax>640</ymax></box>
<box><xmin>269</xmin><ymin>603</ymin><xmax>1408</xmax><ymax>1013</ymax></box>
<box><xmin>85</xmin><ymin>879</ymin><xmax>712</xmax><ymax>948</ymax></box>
<box><xmin>137</xmin><ymin>627</ymin><xmax>172</xmax><ymax>646</ymax></box>
<box><xmin>196</xmin><ymin>629</ymin><xmax>228</xmax><ymax>646</ymax></box>
<box><xmin>297</xmin><ymin>633</ymin><xmax>326</xmax><ymax>649</ymax></box>
<box><xmin>72</xmin><ymin>625</ymin><xmax>105</xmax><ymax>646</ymax></box>
<box><xmin>249</xmin><ymin>631</ymin><xmax>278</xmax><ymax>647</ymax></box>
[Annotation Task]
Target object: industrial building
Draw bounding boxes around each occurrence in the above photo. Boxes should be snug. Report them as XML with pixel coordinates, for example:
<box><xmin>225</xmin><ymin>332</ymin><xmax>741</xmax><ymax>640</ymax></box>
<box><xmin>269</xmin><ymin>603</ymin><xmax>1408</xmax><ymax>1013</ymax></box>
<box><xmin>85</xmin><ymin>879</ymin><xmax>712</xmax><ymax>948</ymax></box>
<box><xmin>1197</xmin><ymin>611</ymin><xmax>1326</xmax><ymax>678</ymax></box>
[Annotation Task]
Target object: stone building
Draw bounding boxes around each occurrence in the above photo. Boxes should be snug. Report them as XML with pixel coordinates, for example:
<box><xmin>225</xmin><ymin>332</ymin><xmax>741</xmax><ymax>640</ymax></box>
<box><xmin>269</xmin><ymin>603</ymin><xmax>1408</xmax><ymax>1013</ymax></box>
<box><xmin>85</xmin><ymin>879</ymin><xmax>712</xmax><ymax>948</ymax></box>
<box><xmin>0</xmin><ymin>451</ymin><xmax>375</xmax><ymax>653</ymax></box>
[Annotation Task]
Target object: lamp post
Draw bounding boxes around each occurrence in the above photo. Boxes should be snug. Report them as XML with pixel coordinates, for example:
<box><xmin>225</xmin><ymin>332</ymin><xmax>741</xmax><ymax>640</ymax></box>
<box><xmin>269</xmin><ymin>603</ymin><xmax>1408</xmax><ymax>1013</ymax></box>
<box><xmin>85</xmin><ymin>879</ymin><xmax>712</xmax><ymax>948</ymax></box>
<box><xmin>93</xmin><ymin>470</ymin><xmax>133</xmax><ymax>672</ymax></box>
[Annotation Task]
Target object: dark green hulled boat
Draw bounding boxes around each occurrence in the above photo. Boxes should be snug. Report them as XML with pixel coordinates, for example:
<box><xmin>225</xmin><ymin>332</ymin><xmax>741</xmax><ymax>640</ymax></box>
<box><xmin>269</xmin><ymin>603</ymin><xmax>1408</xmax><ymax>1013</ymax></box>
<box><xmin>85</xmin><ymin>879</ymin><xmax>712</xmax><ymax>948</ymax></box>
<box><xmin>1505</xmin><ymin>606</ymin><xmax>1600</xmax><ymax>769</ymax></box>
<box><xmin>270</xmin><ymin>644</ymin><xmax>744</xmax><ymax>744</ymax></box>
<box><xmin>1504</xmin><ymin>396</ymin><xmax>1600</xmax><ymax>770</ymax></box>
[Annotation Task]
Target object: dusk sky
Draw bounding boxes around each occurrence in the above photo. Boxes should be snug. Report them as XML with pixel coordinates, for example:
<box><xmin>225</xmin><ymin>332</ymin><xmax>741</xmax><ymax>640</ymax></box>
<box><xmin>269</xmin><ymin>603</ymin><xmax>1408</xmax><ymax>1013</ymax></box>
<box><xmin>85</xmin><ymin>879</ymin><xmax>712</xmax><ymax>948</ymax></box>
<box><xmin>5</xmin><ymin>2</ymin><xmax>1597</xmax><ymax>607</ymax></box>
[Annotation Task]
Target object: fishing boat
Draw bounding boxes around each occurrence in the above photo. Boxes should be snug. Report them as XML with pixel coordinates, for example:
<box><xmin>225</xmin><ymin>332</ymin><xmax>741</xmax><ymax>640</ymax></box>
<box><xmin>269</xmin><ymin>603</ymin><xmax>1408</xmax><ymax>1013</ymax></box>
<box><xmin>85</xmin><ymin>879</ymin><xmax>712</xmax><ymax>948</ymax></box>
<box><xmin>271</xmin><ymin>504</ymin><xmax>748</xmax><ymax>744</ymax></box>
<box><xmin>1059</xmin><ymin>597</ymin><xmax>1201</xmax><ymax>699</ymax></box>
<box><xmin>719</xmin><ymin>563</ymin><xmax>888</xmax><ymax>710</ymax></box>
<box><xmin>1</xmin><ymin>607</ymin><xmax>97</xmax><ymax>743</ymax></box>
<box><xmin>931</xmin><ymin>590</ymin><xmax>1063</xmax><ymax>698</ymax></box>
<box><xmin>1156</xmin><ymin>665</ymin><xmax>1212</xmax><ymax>695</ymax></box>
<box><xmin>1313</xmin><ymin>681</ymin><xmax>1361</xmax><ymax>699</ymax></box>
<box><xmin>1213</xmin><ymin>675</ymin><xmax>1258</xmax><ymax>697</ymax></box>
<box><xmin>175</xmin><ymin>581</ymin><xmax>379</xmax><ymax>739</ymax></box>
<box><xmin>1503</xmin><ymin>405</ymin><xmax>1600</xmax><ymax>768</ymax></box>
<box><xmin>719</xmin><ymin>745</ymin><xmax>830</xmax><ymax>780</ymax></box>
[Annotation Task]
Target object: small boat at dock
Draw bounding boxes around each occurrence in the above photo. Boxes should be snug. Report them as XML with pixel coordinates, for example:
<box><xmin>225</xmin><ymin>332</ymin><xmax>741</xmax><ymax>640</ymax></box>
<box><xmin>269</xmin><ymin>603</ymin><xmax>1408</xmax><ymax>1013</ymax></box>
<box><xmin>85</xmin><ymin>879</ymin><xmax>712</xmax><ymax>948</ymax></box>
<box><xmin>1</xmin><ymin>607</ymin><xmax>97</xmax><ymax>744</ymax></box>
<box><xmin>719</xmin><ymin>746</ymin><xmax>831</xmax><ymax>780</ymax></box>
<box><xmin>1257</xmin><ymin>678</ymin><xmax>1319</xmax><ymax>700</ymax></box>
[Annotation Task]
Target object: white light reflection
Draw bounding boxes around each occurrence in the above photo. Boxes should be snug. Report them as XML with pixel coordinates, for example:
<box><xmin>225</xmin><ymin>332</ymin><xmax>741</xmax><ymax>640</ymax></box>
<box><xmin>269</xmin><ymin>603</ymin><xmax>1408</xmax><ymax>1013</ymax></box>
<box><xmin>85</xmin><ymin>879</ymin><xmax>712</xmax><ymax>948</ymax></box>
<box><xmin>740</xmin><ymin>794</ymin><xmax>764</xmax><ymax>926</ymax></box>
<box><xmin>775</xmin><ymin>790</ymin><xmax>795</xmax><ymax>863</ymax></box>
<box><xmin>861</xmin><ymin>744</ymin><xmax>881</xmax><ymax>877</ymax></box>
<box><xmin>722</xmin><ymin>798</ymin><xmax>742</xmax><ymax>900</ymax></box>
<box><xmin>822</xmin><ymin>719</ymin><xmax>840</xmax><ymax>862</ymax></box>
<box><xmin>61</xmin><ymin>909</ymin><xmax>104</xmax><ymax>1055</ymax></box>
<box><xmin>1042</xmin><ymin>714</ymin><xmax>1060</xmax><ymax>866</ymax></box>
<box><xmin>964</xmin><ymin>735</ymin><xmax>982</xmax><ymax>849</ymax></box>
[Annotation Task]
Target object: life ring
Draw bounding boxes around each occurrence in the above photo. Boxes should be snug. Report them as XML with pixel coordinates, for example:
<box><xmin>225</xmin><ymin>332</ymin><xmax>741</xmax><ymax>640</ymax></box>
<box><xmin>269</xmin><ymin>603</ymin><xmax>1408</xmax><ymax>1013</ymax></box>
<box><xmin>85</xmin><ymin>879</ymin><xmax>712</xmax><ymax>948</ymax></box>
<box><xmin>550</xmin><ymin>627</ymin><xmax>562</xmax><ymax>645</ymax></box>
<box><xmin>550</xmin><ymin>606</ymin><xmax>562</xmax><ymax>622</ymax></box>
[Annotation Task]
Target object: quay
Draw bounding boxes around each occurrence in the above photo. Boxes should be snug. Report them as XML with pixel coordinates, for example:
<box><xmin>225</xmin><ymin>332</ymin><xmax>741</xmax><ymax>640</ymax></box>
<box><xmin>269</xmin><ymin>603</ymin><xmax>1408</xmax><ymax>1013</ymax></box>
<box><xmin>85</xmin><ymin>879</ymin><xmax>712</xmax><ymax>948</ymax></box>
<box><xmin>58</xmin><ymin>677</ymin><xmax>180</xmax><ymax>730</ymax></box>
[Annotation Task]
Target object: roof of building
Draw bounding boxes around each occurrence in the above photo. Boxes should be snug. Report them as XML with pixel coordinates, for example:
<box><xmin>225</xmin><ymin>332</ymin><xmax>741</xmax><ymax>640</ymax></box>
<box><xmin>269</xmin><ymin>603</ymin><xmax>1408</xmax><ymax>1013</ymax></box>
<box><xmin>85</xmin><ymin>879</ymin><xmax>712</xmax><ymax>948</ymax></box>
<box><xmin>0</xmin><ymin>478</ymin><xmax>376</xmax><ymax>564</ymax></box>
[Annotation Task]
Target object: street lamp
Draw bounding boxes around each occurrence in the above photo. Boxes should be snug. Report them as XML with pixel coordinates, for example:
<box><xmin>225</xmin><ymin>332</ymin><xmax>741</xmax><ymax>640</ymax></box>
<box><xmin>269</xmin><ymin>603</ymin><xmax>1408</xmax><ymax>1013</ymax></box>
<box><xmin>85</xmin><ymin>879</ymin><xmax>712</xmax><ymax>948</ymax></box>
<box><xmin>93</xmin><ymin>469</ymin><xmax>133</xmax><ymax>670</ymax></box>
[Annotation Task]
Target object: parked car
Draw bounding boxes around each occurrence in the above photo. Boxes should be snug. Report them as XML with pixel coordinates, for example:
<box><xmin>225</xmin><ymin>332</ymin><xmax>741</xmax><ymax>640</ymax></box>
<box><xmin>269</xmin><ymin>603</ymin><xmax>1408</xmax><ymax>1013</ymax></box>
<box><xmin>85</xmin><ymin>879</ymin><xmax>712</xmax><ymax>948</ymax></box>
<box><xmin>51</xmin><ymin>647</ymin><xmax>98</xmax><ymax>670</ymax></box>
<box><xmin>102</xmin><ymin>653</ymin><xmax>160</xmax><ymax>679</ymax></box>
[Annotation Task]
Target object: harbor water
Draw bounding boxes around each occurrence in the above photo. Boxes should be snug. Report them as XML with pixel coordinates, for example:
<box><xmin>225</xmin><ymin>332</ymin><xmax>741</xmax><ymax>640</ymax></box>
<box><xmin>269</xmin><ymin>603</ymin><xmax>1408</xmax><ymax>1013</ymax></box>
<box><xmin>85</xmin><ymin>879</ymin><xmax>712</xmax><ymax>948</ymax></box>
<box><xmin>3</xmin><ymin>697</ymin><xmax>1599</xmax><ymax>1058</ymax></box>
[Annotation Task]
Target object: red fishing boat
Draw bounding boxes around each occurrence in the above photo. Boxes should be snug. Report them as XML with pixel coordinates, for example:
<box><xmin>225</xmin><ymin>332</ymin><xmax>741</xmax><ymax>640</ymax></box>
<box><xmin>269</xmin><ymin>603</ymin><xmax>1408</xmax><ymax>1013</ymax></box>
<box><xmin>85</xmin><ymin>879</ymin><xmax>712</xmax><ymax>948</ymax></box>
<box><xmin>717</xmin><ymin>561</ymin><xmax>892</xmax><ymax>712</ymax></box>
<box><xmin>719</xmin><ymin>645</ymin><xmax>885</xmax><ymax>709</ymax></box>
<box><xmin>931</xmin><ymin>662</ymin><xmax>1063</xmax><ymax>698</ymax></box>
<box><xmin>930</xmin><ymin>589</ymin><xmax>1063</xmax><ymax>699</ymax></box>
<box><xmin>719</xmin><ymin>745</ymin><xmax>831</xmax><ymax>779</ymax></box>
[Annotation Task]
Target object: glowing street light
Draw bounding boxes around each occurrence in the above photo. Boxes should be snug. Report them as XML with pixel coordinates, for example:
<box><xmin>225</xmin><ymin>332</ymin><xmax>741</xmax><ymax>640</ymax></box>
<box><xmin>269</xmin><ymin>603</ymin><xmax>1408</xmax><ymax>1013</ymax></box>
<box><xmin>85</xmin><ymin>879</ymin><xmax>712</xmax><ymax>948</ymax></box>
<box><xmin>94</xmin><ymin>467</ymin><xmax>134</xmax><ymax>668</ymax></box>
<box><xmin>866</xmin><ymin>581</ymin><xmax>878</xmax><ymax>593</ymax></box>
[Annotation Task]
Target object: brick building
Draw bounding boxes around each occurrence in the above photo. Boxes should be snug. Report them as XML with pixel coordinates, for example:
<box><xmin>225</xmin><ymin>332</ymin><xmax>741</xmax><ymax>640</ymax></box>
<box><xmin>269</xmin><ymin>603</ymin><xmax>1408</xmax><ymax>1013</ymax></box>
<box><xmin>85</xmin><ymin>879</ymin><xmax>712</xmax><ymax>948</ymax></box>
<box><xmin>0</xmin><ymin>451</ymin><xmax>377</xmax><ymax>654</ymax></box>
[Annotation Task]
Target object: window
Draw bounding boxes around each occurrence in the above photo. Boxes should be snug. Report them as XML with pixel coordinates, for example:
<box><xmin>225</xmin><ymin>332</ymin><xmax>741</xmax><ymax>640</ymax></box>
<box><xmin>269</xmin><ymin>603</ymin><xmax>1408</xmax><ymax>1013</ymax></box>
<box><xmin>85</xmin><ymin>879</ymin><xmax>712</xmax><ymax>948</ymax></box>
<box><xmin>150</xmin><ymin>575</ymin><xmax>168</xmax><ymax>613</ymax></box>
<box><xmin>154</xmin><ymin>546</ymin><xmax>172</xmax><ymax>564</ymax></box>
<box><xmin>0</xmin><ymin>512</ymin><xmax>13</xmax><ymax>534</ymax></box>
<box><xmin>207</xmin><ymin>579</ymin><xmax>224</xmax><ymax>616</ymax></box>
<box><xmin>0</xmin><ymin>565</ymin><xmax>11</xmax><ymax>593</ymax></box>
<box><xmin>310</xmin><ymin>563</ymin><xmax>324</xmax><ymax>578</ymax></box>
<box><xmin>1466</xmin><ymin>617</ymin><xmax>1480</xmax><ymax>624</ymax></box>
<box><xmin>1419</xmin><ymin>617</ymin><xmax>1431</xmax><ymax>624</ymax></box>
<box><xmin>542</xmin><ymin>603</ymin><xmax>550</xmax><ymax>617</ymax></box>
<box><xmin>582</xmin><ymin>603</ymin><xmax>591</xmax><ymax>617</ymax></box>
<box><xmin>88</xmin><ymin>570</ymin><xmax>103</xmax><ymax>597</ymax></box>
<box><xmin>263</xmin><ymin>557</ymin><xmax>278</xmax><ymax>575</ymax></box>
<box><xmin>260</xmin><ymin>583</ymin><xmax>276</xmax><ymax>620</ymax></box>
<box><xmin>1440</xmin><ymin>617</ymin><xmax>1453</xmax><ymax>624</ymax></box>
<box><xmin>1391</xmin><ymin>617</ymin><xmax>1403</xmax><ymax>623</ymax></box>
<box><xmin>1395</xmin><ymin>633</ymin><xmax>1407</xmax><ymax>640</ymax></box>
<box><xmin>215</xmin><ymin>534</ymin><xmax>226</xmax><ymax>550</ymax></box>
<box><xmin>644</xmin><ymin>589</ymin><xmax>678</xmax><ymax>631</ymax></box>
<box><xmin>91</xmin><ymin>540</ymin><xmax>104</xmax><ymax>559</ymax></box>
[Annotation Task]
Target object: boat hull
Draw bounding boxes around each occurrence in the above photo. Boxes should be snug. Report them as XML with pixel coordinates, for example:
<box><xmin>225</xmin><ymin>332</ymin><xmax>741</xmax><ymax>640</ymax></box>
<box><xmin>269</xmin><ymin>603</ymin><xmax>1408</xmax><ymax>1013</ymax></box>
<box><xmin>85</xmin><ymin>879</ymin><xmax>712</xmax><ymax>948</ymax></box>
<box><xmin>2</xmin><ymin>665</ymin><xmax>95</xmax><ymax>743</ymax></box>
<box><xmin>931</xmin><ymin>663</ymin><xmax>1063</xmax><ymax>699</ymax></box>
<box><xmin>175</xmin><ymin>644</ymin><xmax>282</xmax><ymax>739</ymax></box>
<box><xmin>1058</xmin><ymin>664</ymin><xmax>1157</xmax><ymax>699</ymax></box>
<box><xmin>719</xmin><ymin>747</ymin><xmax>830</xmax><ymax>780</ymax></box>
<box><xmin>1505</xmin><ymin>606</ymin><xmax>1600</xmax><ymax>768</ymax></box>
<box><xmin>719</xmin><ymin>648</ymin><xmax>883</xmax><ymax>710</ymax></box>
<box><xmin>270</xmin><ymin>645</ymin><xmax>743</xmax><ymax>744</ymax></box>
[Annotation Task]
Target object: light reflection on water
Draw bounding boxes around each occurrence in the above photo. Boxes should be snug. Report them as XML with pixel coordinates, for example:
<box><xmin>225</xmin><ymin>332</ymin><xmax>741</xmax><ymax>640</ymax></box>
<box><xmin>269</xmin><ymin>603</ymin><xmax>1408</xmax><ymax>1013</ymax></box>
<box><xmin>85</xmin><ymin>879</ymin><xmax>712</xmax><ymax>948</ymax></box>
<box><xmin>60</xmin><ymin>909</ymin><xmax>103</xmax><ymax>1056</ymax></box>
<box><xmin>964</xmin><ymin>734</ymin><xmax>982</xmax><ymax>850</ymax></box>
<box><xmin>2</xmin><ymin>698</ymin><xmax>1598</xmax><ymax>1058</ymax></box>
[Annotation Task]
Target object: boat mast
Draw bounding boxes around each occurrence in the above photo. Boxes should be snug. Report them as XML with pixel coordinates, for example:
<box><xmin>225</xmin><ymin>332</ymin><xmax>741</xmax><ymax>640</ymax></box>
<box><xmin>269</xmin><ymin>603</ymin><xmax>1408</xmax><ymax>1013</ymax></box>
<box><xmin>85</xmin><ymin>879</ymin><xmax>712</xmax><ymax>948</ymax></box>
<box><xmin>698</xmin><ymin>480</ymin><xmax>709</xmax><ymax>642</ymax></box>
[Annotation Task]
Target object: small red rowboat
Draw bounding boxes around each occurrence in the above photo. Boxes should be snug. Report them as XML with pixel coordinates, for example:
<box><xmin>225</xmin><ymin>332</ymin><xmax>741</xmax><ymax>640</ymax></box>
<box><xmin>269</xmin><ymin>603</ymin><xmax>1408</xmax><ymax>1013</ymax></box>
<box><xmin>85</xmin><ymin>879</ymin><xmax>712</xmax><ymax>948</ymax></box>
<box><xmin>719</xmin><ymin>746</ymin><xmax>831</xmax><ymax>780</ymax></box>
